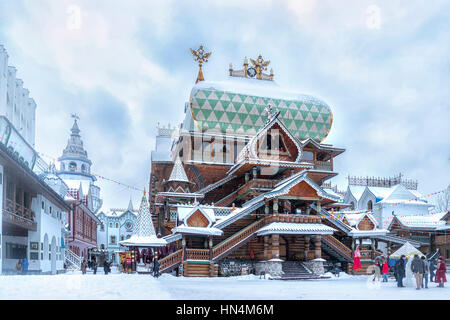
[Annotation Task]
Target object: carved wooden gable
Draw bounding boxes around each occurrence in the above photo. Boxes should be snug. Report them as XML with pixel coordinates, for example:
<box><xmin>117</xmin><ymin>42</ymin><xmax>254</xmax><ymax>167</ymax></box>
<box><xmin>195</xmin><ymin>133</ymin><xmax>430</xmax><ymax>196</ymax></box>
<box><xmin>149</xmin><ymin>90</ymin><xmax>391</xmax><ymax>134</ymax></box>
<box><xmin>255</xmin><ymin>122</ymin><xmax>300</xmax><ymax>162</ymax></box>
<box><xmin>186</xmin><ymin>209</ymin><xmax>210</xmax><ymax>228</ymax></box>
<box><xmin>284</xmin><ymin>180</ymin><xmax>319</xmax><ymax>199</ymax></box>
<box><xmin>357</xmin><ymin>215</ymin><xmax>375</xmax><ymax>230</ymax></box>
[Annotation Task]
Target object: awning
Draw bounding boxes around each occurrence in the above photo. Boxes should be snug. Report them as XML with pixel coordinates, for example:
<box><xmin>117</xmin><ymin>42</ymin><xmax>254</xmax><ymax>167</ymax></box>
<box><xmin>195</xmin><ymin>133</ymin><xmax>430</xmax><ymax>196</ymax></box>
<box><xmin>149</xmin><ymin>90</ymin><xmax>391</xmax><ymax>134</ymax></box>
<box><xmin>256</xmin><ymin>222</ymin><xmax>336</xmax><ymax>236</ymax></box>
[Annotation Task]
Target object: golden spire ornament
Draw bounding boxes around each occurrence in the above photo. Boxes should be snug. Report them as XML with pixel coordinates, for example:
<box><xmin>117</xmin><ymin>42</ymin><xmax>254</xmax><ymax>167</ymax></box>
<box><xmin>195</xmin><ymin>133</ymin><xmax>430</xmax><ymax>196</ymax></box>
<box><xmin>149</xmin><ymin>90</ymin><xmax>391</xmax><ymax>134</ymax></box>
<box><xmin>190</xmin><ymin>45</ymin><xmax>211</xmax><ymax>83</ymax></box>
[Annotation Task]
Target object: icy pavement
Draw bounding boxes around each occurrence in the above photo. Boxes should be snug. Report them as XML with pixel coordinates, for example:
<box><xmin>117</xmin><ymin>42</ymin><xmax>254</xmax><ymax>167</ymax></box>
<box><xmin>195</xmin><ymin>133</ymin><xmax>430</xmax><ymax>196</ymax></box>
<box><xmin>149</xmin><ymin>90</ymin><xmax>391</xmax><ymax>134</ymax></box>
<box><xmin>0</xmin><ymin>270</ymin><xmax>449</xmax><ymax>300</ymax></box>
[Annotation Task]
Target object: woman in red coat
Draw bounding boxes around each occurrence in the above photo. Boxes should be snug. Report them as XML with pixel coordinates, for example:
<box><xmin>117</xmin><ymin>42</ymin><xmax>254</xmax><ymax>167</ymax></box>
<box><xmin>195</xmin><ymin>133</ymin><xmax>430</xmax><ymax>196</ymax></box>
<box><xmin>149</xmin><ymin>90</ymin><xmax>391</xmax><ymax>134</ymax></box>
<box><xmin>435</xmin><ymin>256</ymin><xmax>447</xmax><ymax>287</ymax></box>
<box><xmin>382</xmin><ymin>258</ymin><xmax>389</xmax><ymax>282</ymax></box>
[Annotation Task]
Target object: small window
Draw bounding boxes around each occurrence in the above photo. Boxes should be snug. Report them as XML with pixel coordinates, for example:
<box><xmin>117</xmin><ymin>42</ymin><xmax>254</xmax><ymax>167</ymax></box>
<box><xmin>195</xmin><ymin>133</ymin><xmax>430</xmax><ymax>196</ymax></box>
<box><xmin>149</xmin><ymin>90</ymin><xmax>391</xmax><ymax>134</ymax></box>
<box><xmin>367</xmin><ymin>200</ymin><xmax>373</xmax><ymax>211</ymax></box>
<box><xmin>81</xmin><ymin>164</ymin><xmax>86</xmax><ymax>173</ymax></box>
<box><xmin>69</xmin><ymin>162</ymin><xmax>77</xmax><ymax>171</ymax></box>
<box><xmin>115</xmin><ymin>223</ymin><xmax>118</xmax><ymax>228</ymax></box>
<box><xmin>42</xmin><ymin>201</ymin><xmax>45</xmax><ymax>210</ymax></box>
<box><xmin>109</xmin><ymin>222</ymin><xmax>112</xmax><ymax>228</ymax></box>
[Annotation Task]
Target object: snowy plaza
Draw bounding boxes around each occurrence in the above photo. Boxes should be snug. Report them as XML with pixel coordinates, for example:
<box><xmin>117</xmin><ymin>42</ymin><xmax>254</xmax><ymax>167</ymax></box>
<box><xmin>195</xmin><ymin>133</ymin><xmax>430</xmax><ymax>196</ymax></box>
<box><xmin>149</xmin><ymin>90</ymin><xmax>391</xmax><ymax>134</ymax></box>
<box><xmin>1</xmin><ymin>270</ymin><xmax>449</xmax><ymax>300</ymax></box>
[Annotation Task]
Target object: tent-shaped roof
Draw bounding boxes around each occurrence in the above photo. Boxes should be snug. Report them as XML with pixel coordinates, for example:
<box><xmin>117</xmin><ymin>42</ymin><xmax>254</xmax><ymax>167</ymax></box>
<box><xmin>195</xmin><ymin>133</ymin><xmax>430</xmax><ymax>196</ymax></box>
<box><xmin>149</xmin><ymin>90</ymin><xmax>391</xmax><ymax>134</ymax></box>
<box><xmin>168</xmin><ymin>156</ymin><xmax>189</xmax><ymax>182</ymax></box>
<box><xmin>119</xmin><ymin>190</ymin><xmax>166</xmax><ymax>247</ymax></box>
<box><xmin>390</xmin><ymin>241</ymin><xmax>425</xmax><ymax>259</ymax></box>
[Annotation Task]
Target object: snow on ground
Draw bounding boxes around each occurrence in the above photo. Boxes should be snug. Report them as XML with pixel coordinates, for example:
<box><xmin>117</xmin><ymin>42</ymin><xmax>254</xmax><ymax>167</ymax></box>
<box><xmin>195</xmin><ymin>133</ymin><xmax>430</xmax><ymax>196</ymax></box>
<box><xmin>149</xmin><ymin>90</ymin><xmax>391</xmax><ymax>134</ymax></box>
<box><xmin>0</xmin><ymin>269</ymin><xmax>449</xmax><ymax>300</ymax></box>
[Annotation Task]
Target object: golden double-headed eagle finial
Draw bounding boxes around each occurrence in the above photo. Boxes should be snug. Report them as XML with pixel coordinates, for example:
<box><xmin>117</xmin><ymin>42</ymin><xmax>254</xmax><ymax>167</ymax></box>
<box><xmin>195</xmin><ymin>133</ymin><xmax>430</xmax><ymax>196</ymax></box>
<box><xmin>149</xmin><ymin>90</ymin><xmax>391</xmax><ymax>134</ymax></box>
<box><xmin>190</xmin><ymin>45</ymin><xmax>212</xmax><ymax>83</ymax></box>
<box><xmin>250</xmin><ymin>55</ymin><xmax>270</xmax><ymax>79</ymax></box>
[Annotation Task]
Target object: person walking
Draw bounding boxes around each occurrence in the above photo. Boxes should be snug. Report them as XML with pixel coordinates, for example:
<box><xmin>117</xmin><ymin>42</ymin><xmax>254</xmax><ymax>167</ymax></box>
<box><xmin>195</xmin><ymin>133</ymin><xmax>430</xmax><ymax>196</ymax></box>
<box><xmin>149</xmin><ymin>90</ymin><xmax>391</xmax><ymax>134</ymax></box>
<box><xmin>429</xmin><ymin>258</ymin><xmax>436</xmax><ymax>282</ymax></box>
<box><xmin>81</xmin><ymin>260</ymin><xmax>87</xmax><ymax>274</ymax></box>
<box><xmin>15</xmin><ymin>259</ymin><xmax>22</xmax><ymax>274</ymax></box>
<box><xmin>394</xmin><ymin>255</ymin><xmax>406</xmax><ymax>287</ymax></box>
<box><xmin>103</xmin><ymin>260</ymin><xmax>110</xmax><ymax>275</ymax></box>
<box><xmin>382</xmin><ymin>258</ymin><xmax>389</xmax><ymax>282</ymax></box>
<box><xmin>153</xmin><ymin>258</ymin><xmax>160</xmax><ymax>278</ymax></box>
<box><xmin>92</xmin><ymin>260</ymin><xmax>98</xmax><ymax>275</ymax></box>
<box><xmin>435</xmin><ymin>256</ymin><xmax>447</xmax><ymax>288</ymax></box>
<box><xmin>372</xmin><ymin>256</ymin><xmax>382</xmax><ymax>282</ymax></box>
<box><xmin>22</xmin><ymin>258</ymin><xmax>29</xmax><ymax>275</ymax></box>
<box><xmin>411</xmin><ymin>254</ymin><xmax>425</xmax><ymax>290</ymax></box>
<box><xmin>421</xmin><ymin>256</ymin><xmax>429</xmax><ymax>289</ymax></box>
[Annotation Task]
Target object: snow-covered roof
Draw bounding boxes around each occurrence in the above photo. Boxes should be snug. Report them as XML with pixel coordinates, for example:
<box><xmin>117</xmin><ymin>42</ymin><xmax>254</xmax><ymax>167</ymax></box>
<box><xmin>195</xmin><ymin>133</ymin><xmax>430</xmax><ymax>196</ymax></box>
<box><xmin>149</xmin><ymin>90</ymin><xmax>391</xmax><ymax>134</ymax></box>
<box><xmin>391</xmin><ymin>212</ymin><xmax>448</xmax><ymax>230</ymax></box>
<box><xmin>256</xmin><ymin>222</ymin><xmax>336</xmax><ymax>236</ymax></box>
<box><xmin>323</xmin><ymin>188</ymin><xmax>343</xmax><ymax>200</ymax></box>
<box><xmin>348</xmin><ymin>228</ymin><xmax>389</xmax><ymax>237</ymax></box>
<box><xmin>176</xmin><ymin>204</ymin><xmax>217</xmax><ymax>222</ymax></box>
<box><xmin>64</xmin><ymin>179</ymin><xmax>92</xmax><ymax>196</ymax></box>
<box><xmin>390</xmin><ymin>242</ymin><xmax>425</xmax><ymax>259</ymax></box>
<box><xmin>188</xmin><ymin>77</ymin><xmax>333</xmax><ymax>141</ymax></box>
<box><xmin>192</xmin><ymin>77</ymin><xmax>329</xmax><ymax>105</ymax></box>
<box><xmin>342</xmin><ymin>213</ymin><xmax>378</xmax><ymax>228</ymax></box>
<box><xmin>120</xmin><ymin>235</ymin><xmax>167</xmax><ymax>247</ymax></box>
<box><xmin>348</xmin><ymin>186</ymin><xmax>366</xmax><ymax>201</ymax></box>
<box><xmin>171</xmin><ymin>225</ymin><xmax>223</xmax><ymax>236</ymax></box>
<box><xmin>365</xmin><ymin>186</ymin><xmax>393</xmax><ymax>201</ymax></box>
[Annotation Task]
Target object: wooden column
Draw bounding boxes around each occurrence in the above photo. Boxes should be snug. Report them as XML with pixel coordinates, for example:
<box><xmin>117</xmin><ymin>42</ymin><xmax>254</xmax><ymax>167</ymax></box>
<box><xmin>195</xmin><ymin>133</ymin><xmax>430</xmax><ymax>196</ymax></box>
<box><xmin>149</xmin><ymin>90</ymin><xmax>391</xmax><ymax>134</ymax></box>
<box><xmin>304</xmin><ymin>236</ymin><xmax>310</xmax><ymax>260</ymax></box>
<box><xmin>314</xmin><ymin>235</ymin><xmax>322</xmax><ymax>259</ymax></box>
<box><xmin>271</xmin><ymin>234</ymin><xmax>280</xmax><ymax>259</ymax></box>
<box><xmin>273</xmin><ymin>199</ymin><xmax>279</xmax><ymax>215</ymax></box>
<box><xmin>263</xmin><ymin>236</ymin><xmax>269</xmax><ymax>260</ymax></box>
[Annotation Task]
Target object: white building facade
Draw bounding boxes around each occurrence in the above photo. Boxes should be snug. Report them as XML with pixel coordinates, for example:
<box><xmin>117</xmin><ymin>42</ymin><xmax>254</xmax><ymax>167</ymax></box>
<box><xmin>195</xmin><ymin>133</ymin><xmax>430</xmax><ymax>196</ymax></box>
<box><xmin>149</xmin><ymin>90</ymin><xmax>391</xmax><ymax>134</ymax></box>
<box><xmin>0</xmin><ymin>45</ymin><xmax>36</xmax><ymax>147</ymax></box>
<box><xmin>96</xmin><ymin>200</ymin><xmax>137</xmax><ymax>264</ymax></box>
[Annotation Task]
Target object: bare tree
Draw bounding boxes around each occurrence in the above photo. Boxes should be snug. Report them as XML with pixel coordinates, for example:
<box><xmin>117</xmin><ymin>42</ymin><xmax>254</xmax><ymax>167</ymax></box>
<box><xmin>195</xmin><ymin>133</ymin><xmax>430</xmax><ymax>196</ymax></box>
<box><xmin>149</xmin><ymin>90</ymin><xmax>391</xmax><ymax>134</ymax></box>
<box><xmin>435</xmin><ymin>185</ymin><xmax>450</xmax><ymax>212</ymax></box>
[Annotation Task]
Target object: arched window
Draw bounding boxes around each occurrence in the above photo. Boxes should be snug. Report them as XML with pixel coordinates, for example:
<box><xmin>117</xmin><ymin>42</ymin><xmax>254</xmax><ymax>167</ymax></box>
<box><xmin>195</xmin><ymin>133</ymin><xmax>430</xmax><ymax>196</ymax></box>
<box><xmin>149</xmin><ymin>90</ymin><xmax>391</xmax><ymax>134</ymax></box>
<box><xmin>350</xmin><ymin>201</ymin><xmax>355</xmax><ymax>210</ymax></box>
<box><xmin>115</xmin><ymin>223</ymin><xmax>118</xmax><ymax>228</ymax></box>
<box><xmin>69</xmin><ymin>162</ymin><xmax>77</xmax><ymax>171</ymax></box>
<box><xmin>81</xmin><ymin>164</ymin><xmax>86</xmax><ymax>173</ymax></box>
<box><xmin>61</xmin><ymin>163</ymin><xmax>65</xmax><ymax>171</ymax></box>
<box><xmin>367</xmin><ymin>200</ymin><xmax>373</xmax><ymax>211</ymax></box>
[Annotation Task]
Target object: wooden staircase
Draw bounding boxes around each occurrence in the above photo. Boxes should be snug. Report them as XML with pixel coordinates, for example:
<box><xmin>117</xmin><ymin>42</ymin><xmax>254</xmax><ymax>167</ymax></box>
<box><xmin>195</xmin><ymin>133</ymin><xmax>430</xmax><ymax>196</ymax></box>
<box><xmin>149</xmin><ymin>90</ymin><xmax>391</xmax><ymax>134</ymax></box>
<box><xmin>279</xmin><ymin>261</ymin><xmax>324</xmax><ymax>280</ymax></box>
<box><xmin>322</xmin><ymin>235</ymin><xmax>353</xmax><ymax>262</ymax></box>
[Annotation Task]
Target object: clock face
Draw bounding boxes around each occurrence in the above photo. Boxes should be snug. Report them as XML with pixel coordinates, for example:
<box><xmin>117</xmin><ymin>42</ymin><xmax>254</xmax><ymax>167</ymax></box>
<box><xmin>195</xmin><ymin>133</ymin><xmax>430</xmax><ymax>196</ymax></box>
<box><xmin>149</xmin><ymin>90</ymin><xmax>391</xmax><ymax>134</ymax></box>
<box><xmin>247</xmin><ymin>67</ymin><xmax>256</xmax><ymax>78</ymax></box>
<box><xmin>124</xmin><ymin>220</ymin><xmax>133</xmax><ymax>231</ymax></box>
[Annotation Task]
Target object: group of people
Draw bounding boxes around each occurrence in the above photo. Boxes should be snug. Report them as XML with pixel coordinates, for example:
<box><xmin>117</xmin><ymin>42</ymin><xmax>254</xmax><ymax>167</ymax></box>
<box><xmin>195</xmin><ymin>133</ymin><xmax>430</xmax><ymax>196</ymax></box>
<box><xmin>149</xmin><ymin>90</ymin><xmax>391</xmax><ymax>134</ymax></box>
<box><xmin>394</xmin><ymin>255</ymin><xmax>447</xmax><ymax>289</ymax></box>
<box><xmin>372</xmin><ymin>256</ymin><xmax>390</xmax><ymax>282</ymax></box>
<box><xmin>15</xmin><ymin>258</ymin><xmax>29</xmax><ymax>274</ymax></box>
<box><xmin>80</xmin><ymin>258</ymin><xmax>112</xmax><ymax>275</ymax></box>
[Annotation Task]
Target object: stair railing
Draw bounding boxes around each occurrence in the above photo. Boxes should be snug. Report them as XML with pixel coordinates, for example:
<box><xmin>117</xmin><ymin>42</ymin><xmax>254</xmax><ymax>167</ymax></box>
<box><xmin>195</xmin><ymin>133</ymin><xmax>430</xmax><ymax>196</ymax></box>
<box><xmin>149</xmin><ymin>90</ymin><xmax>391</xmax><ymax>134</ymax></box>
<box><xmin>322</xmin><ymin>235</ymin><xmax>352</xmax><ymax>261</ymax></box>
<box><xmin>159</xmin><ymin>248</ymin><xmax>183</xmax><ymax>272</ymax></box>
<box><xmin>212</xmin><ymin>217</ymin><xmax>267</xmax><ymax>260</ymax></box>
<box><xmin>65</xmin><ymin>248</ymin><xmax>81</xmax><ymax>270</ymax></box>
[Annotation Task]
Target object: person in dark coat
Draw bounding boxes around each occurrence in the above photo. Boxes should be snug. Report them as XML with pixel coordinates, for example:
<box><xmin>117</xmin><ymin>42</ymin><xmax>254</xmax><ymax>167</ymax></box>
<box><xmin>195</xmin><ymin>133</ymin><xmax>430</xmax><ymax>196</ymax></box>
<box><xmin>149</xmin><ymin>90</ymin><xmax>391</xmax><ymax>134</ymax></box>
<box><xmin>435</xmin><ymin>257</ymin><xmax>447</xmax><ymax>287</ymax></box>
<box><xmin>421</xmin><ymin>256</ymin><xmax>429</xmax><ymax>289</ymax></box>
<box><xmin>394</xmin><ymin>255</ymin><xmax>406</xmax><ymax>287</ymax></box>
<box><xmin>411</xmin><ymin>254</ymin><xmax>425</xmax><ymax>290</ymax></box>
<box><xmin>81</xmin><ymin>260</ymin><xmax>87</xmax><ymax>274</ymax></box>
<box><xmin>429</xmin><ymin>258</ymin><xmax>436</xmax><ymax>282</ymax></box>
<box><xmin>103</xmin><ymin>260</ymin><xmax>111</xmax><ymax>275</ymax></box>
<box><xmin>153</xmin><ymin>259</ymin><xmax>160</xmax><ymax>278</ymax></box>
<box><xmin>92</xmin><ymin>260</ymin><xmax>98</xmax><ymax>274</ymax></box>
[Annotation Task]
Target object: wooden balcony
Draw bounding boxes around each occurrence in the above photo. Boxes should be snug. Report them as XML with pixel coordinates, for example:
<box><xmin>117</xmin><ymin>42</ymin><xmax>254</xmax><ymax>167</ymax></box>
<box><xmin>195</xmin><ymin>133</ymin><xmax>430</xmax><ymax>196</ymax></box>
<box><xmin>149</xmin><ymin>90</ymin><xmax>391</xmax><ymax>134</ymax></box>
<box><xmin>2</xmin><ymin>200</ymin><xmax>37</xmax><ymax>231</ymax></box>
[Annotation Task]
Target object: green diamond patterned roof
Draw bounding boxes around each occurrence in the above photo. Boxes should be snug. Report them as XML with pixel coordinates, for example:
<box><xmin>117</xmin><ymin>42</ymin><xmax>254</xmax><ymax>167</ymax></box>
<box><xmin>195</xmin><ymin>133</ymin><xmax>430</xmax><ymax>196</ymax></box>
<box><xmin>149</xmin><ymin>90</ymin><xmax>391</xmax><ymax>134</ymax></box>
<box><xmin>189</xmin><ymin>78</ymin><xmax>333</xmax><ymax>142</ymax></box>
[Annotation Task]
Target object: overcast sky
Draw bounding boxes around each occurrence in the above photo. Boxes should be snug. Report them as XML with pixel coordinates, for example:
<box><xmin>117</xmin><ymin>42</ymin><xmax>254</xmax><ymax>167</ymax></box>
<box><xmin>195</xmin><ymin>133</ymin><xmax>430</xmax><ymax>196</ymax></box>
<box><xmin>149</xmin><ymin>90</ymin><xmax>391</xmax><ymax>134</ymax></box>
<box><xmin>0</xmin><ymin>0</ymin><xmax>448</xmax><ymax>211</ymax></box>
